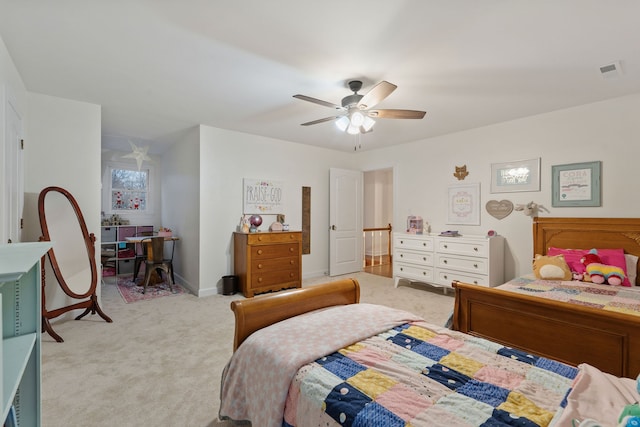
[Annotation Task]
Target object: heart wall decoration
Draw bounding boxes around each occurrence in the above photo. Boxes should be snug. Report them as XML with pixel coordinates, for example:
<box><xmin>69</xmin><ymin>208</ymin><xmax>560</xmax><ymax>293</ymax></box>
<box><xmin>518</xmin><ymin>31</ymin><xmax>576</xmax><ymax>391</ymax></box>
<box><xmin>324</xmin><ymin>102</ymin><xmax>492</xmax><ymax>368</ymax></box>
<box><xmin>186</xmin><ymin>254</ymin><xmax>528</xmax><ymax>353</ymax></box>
<box><xmin>486</xmin><ymin>200</ymin><xmax>514</xmax><ymax>220</ymax></box>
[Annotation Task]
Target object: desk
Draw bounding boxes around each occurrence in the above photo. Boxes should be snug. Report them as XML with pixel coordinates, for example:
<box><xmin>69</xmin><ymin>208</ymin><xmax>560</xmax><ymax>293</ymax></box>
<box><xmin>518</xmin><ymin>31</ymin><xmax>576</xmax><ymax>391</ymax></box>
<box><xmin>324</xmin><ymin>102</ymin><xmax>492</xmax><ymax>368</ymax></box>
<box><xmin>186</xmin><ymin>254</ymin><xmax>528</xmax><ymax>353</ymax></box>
<box><xmin>125</xmin><ymin>235</ymin><xmax>179</xmax><ymax>284</ymax></box>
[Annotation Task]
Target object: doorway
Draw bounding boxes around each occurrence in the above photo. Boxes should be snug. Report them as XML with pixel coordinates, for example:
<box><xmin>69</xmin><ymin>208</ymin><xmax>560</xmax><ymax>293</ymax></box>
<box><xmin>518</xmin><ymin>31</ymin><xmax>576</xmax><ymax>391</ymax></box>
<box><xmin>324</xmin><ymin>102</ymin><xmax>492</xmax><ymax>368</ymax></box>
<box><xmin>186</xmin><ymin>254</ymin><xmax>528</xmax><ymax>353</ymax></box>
<box><xmin>363</xmin><ymin>168</ymin><xmax>393</xmax><ymax>278</ymax></box>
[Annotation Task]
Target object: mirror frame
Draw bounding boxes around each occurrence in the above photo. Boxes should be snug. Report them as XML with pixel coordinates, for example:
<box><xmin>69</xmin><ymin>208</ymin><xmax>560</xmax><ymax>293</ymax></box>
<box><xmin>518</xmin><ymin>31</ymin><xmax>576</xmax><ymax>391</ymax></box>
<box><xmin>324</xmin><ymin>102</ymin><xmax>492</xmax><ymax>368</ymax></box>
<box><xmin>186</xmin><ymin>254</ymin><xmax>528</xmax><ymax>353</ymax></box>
<box><xmin>38</xmin><ymin>186</ymin><xmax>112</xmax><ymax>342</ymax></box>
<box><xmin>38</xmin><ymin>186</ymin><xmax>98</xmax><ymax>299</ymax></box>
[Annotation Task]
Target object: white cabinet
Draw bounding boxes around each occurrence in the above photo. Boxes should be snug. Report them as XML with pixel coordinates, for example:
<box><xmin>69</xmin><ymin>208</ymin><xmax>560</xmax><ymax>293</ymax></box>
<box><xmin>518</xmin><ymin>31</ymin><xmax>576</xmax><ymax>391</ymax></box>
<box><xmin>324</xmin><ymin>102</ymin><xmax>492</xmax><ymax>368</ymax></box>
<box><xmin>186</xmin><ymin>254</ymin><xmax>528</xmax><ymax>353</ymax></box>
<box><xmin>393</xmin><ymin>234</ymin><xmax>434</xmax><ymax>288</ymax></box>
<box><xmin>434</xmin><ymin>235</ymin><xmax>504</xmax><ymax>288</ymax></box>
<box><xmin>101</xmin><ymin>225</ymin><xmax>153</xmax><ymax>276</ymax></box>
<box><xmin>1</xmin><ymin>242</ymin><xmax>51</xmax><ymax>427</ymax></box>
<box><xmin>393</xmin><ymin>233</ymin><xmax>504</xmax><ymax>291</ymax></box>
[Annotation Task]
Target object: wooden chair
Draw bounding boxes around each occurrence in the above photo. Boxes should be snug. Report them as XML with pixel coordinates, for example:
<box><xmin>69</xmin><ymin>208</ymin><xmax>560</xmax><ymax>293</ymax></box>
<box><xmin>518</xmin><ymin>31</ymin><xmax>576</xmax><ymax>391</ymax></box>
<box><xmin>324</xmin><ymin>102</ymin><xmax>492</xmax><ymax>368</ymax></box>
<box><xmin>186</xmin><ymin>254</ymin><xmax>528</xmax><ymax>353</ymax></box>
<box><xmin>142</xmin><ymin>236</ymin><xmax>174</xmax><ymax>294</ymax></box>
<box><xmin>133</xmin><ymin>230</ymin><xmax>154</xmax><ymax>281</ymax></box>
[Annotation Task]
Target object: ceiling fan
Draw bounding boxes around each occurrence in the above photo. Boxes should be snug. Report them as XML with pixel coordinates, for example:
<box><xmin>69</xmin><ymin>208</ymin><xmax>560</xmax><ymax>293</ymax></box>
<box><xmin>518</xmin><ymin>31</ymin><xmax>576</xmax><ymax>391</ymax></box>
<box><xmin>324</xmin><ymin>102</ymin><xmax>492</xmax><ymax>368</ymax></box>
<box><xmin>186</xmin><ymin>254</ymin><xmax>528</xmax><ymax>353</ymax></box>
<box><xmin>293</xmin><ymin>80</ymin><xmax>426</xmax><ymax>134</ymax></box>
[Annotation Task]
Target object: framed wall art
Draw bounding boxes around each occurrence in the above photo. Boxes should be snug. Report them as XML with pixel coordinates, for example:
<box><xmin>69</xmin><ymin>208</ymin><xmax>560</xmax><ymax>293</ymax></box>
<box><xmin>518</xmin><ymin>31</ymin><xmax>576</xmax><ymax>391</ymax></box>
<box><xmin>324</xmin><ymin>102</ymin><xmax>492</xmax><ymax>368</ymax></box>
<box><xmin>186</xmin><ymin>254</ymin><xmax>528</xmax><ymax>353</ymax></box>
<box><xmin>552</xmin><ymin>161</ymin><xmax>601</xmax><ymax>207</ymax></box>
<box><xmin>243</xmin><ymin>178</ymin><xmax>284</xmax><ymax>214</ymax></box>
<box><xmin>490</xmin><ymin>158</ymin><xmax>541</xmax><ymax>193</ymax></box>
<box><xmin>447</xmin><ymin>183</ymin><xmax>481</xmax><ymax>225</ymax></box>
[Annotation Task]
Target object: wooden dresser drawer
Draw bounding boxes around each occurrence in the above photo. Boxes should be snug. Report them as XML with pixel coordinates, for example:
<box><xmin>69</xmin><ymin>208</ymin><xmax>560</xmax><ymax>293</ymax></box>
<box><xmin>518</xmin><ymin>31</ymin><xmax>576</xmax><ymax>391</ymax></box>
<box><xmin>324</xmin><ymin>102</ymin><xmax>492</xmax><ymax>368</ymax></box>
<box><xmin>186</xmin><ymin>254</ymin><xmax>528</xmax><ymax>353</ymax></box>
<box><xmin>247</xmin><ymin>232</ymin><xmax>301</xmax><ymax>245</ymax></box>
<box><xmin>251</xmin><ymin>243</ymin><xmax>299</xmax><ymax>259</ymax></box>
<box><xmin>251</xmin><ymin>256</ymin><xmax>299</xmax><ymax>273</ymax></box>
<box><xmin>251</xmin><ymin>270</ymin><xmax>299</xmax><ymax>287</ymax></box>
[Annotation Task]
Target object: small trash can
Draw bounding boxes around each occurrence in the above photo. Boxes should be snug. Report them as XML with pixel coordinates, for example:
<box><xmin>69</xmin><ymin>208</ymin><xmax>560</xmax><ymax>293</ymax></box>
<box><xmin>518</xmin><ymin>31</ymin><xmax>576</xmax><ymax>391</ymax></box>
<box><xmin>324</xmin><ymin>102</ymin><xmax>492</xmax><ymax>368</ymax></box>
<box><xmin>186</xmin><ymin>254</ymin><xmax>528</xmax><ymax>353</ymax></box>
<box><xmin>222</xmin><ymin>275</ymin><xmax>237</xmax><ymax>295</ymax></box>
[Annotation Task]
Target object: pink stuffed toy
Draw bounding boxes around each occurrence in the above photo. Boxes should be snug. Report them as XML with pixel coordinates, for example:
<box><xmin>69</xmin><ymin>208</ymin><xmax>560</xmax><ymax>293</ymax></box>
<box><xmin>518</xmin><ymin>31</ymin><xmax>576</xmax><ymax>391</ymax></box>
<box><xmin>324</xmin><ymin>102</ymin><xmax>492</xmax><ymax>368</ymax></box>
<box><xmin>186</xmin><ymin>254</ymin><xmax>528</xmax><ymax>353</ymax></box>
<box><xmin>581</xmin><ymin>248</ymin><xmax>625</xmax><ymax>286</ymax></box>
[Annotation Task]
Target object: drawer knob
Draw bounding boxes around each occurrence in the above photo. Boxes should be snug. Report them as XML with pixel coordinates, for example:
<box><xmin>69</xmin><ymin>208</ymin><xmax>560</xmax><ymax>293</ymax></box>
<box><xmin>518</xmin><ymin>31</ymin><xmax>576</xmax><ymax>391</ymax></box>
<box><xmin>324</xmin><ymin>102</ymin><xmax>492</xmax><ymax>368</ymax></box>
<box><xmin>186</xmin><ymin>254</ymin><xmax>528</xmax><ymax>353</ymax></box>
<box><xmin>258</xmin><ymin>263</ymin><xmax>263</xmax><ymax>269</ymax></box>
<box><xmin>258</xmin><ymin>236</ymin><xmax>263</xmax><ymax>241</ymax></box>
<box><xmin>289</xmin><ymin>247</ymin><xmax>294</xmax><ymax>252</ymax></box>
<box><xmin>474</xmin><ymin>281</ymin><xmax>478</xmax><ymax>284</ymax></box>
<box><xmin>474</xmin><ymin>263</ymin><xmax>478</xmax><ymax>268</ymax></box>
<box><xmin>422</xmin><ymin>257</ymin><xmax>426</xmax><ymax>261</ymax></box>
<box><xmin>400</xmin><ymin>240</ymin><xmax>404</xmax><ymax>244</ymax></box>
<box><xmin>443</xmin><ymin>260</ymin><xmax>448</xmax><ymax>264</ymax></box>
<box><xmin>257</xmin><ymin>249</ymin><xmax>263</xmax><ymax>255</ymax></box>
<box><xmin>443</xmin><ymin>275</ymin><xmax>448</xmax><ymax>279</ymax></box>
<box><xmin>290</xmin><ymin>260</ymin><xmax>294</xmax><ymax>265</ymax></box>
<box><xmin>400</xmin><ymin>254</ymin><xmax>403</xmax><ymax>258</ymax></box>
<box><xmin>400</xmin><ymin>267</ymin><xmax>404</xmax><ymax>271</ymax></box>
<box><xmin>423</xmin><ymin>271</ymin><xmax>426</xmax><ymax>275</ymax></box>
<box><xmin>423</xmin><ymin>242</ymin><xmax>426</xmax><ymax>246</ymax></box>
<box><xmin>290</xmin><ymin>272</ymin><xmax>294</xmax><ymax>277</ymax></box>
<box><xmin>444</xmin><ymin>244</ymin><xmax>448</xmax><ymax>249</ymax></box>
<box><xmin>474</xmin><ymin>247</ymin><xmax>478</xmax><ymax>251</ymax></box>
<box><xmin>258</xmin><ymin>277</ymin><xmax>263</xmax><ymax>282</ymax></box>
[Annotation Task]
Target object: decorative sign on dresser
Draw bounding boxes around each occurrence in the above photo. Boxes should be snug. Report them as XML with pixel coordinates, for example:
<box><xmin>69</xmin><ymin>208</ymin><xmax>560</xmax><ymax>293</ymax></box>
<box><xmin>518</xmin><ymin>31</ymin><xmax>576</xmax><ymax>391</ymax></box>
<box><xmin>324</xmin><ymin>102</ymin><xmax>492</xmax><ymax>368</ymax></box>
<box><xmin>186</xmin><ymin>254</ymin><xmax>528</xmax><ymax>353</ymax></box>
<box><xmin>393</xmin><ymin>233</ymin><xmax>504</xmax><ymax>292</ymax></box>
<box><xmin>233</xmin><ymin>231</ymin><xmax>302</xmax><ymax>297</ymax></box>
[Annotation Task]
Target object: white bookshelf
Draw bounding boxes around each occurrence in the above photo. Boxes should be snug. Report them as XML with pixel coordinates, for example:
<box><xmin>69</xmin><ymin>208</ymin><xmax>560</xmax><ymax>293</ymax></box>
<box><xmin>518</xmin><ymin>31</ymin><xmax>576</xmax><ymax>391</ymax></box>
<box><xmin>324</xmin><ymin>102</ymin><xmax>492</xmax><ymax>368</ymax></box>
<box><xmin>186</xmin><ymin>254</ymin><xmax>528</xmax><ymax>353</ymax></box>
<box><xmin>1</xmin><ymin>242</ymin><xmax>51</xmax><ymax>427</ymax></box>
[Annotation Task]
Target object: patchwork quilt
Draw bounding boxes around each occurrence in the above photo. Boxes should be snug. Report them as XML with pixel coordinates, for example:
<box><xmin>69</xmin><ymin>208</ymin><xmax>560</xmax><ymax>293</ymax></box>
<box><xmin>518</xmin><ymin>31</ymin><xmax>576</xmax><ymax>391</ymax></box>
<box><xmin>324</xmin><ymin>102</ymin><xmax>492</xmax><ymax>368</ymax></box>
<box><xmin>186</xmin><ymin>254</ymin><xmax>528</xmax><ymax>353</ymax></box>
<box><xmin>283</xmin><ymin>322</ymin><xmax>576</xmax><ymax>427</ymax></box>
<box><xmin>219</xmin><ymin>303</ymin><xmax>578</xmax><ymax>427</ymax></box>
<box><xmin>497</xmin><ymin>276</ymin><xmax>640</xmax><ymax>317</ymax></box>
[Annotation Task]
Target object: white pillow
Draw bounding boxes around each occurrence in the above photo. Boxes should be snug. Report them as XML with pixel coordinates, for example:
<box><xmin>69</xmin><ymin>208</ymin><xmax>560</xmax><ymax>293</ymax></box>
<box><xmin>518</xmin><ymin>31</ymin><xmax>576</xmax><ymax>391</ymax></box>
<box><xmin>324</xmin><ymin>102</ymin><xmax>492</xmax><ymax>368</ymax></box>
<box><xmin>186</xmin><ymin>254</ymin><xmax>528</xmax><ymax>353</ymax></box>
<box><xmin>625</xmin><ymin>254</ymin><xmax>638</xmax><ymax>285</ymax></box>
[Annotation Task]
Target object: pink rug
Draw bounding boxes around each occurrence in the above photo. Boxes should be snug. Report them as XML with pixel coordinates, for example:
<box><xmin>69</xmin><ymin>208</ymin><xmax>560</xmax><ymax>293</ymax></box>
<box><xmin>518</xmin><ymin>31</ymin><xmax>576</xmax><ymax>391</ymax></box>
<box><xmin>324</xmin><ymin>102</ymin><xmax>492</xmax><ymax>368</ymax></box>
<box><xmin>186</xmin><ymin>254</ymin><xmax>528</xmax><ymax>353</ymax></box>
<box><xmin>116</xmin><ymin>275</ymin><xmax>186</xmax><ymax>303</ymax></box>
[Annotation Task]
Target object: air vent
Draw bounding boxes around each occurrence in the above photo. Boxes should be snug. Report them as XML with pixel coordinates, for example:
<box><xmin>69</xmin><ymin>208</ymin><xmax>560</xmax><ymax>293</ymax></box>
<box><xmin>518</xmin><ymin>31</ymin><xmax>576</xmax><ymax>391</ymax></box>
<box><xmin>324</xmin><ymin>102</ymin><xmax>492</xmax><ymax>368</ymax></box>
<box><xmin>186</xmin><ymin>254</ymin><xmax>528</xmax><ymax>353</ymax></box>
<box><xmin>599</xmin><ymin>61</ymin><xmax>622</xmax><ymax>79</ymax></box>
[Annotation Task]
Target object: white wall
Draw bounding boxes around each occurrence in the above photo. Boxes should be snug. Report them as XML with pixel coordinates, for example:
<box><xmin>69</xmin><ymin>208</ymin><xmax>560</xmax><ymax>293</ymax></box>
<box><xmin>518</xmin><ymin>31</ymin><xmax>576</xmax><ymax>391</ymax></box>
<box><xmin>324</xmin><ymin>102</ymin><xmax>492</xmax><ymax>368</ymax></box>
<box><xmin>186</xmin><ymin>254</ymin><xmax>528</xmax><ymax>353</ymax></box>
<box><xmin>161</xmin><ymin>126</ymin><xmax>200</xmax><ymax>293</ymax></box>
<box><xmin>0</xmin><ymin>35</ymin><xmax>28</xmax><ymax>244</ymax></box>
<box><xmin>198</xmin><ymin>125</ymin><xmax>359</xmax><ymax>296</ymax></box>
<box><xmin>23</xmin><ymin>92</ymin><xmax>101</xmax><ymax>319</ymax></box>
<box><xmin>357</xmin><ymin>93</ymin><xmax>640</xmax><ymax>280</ymax></box>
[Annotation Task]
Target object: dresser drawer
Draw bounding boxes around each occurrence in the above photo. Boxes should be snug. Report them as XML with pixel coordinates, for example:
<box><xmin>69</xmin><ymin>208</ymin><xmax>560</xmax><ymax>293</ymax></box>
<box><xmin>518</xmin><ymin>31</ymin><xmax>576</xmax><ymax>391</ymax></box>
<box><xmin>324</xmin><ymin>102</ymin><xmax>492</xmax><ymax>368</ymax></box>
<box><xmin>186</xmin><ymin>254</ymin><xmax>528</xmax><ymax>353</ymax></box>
<box><xmin>394</xmin><ymin>263</ymin><xmax>434</xmax><ymax>282</ymax></box>
<box><xmin>394</xmin><ymin>235</ymin><xmax>433</xmax><ymax>251</ymax></box>
<box><xmin>251</xmin><ymin>243</ymin><xmax>299</xmax><ymax>259</ymax></box>
<box><xmin>436</xmin><ymin>238</ymin><xmax>487</xmax><ymax>257</ymax></box>
<box><xmin>436</xmin><ymin>254</ymin><xmax>487</xmax><ymax>274</ymax></box>
<box><xmin>395</xmin><ymin>249</ymin><xmax>433</xmax><ymax>266</ymax></box>
<box><xmin>436</xmin><ymin>269</ymin><xmax>488</xmax><ymax>287</ymax></box>
<box><xmin>251</xmin><ymin>269</ymin><xmax>299</xmax><ymax>287</ymax></box>
<box><xmin>247</xmin><ymin>232</ymin><xmax>301</xmax><ymax>245</ymax></box>
<box><xmin>251</xmin><ymin>256</ymin><xmax>299</xmax><ymax>273</ymax></box>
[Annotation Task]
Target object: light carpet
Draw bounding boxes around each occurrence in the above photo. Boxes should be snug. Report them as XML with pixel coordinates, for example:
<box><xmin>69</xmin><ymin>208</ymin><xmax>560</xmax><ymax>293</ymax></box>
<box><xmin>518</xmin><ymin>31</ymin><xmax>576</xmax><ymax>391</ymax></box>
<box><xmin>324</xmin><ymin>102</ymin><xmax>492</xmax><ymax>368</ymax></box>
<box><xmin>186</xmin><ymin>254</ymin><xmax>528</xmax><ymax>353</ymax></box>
<box><xmin>116</xmin><ymin>274</ymin><xmax>187</xmax><ymax>303</ymax></box>
<box><xmin>41</xmin><ymin>273</ymin><xmax>454</xmax><ymax>427</ymax></box>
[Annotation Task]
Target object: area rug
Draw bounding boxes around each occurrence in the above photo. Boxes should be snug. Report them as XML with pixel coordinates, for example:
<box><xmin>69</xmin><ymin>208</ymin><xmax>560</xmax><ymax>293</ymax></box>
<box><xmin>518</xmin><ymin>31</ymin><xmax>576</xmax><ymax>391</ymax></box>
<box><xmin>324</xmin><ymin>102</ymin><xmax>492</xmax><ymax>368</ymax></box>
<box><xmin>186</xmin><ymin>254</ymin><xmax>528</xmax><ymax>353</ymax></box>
<box><xmin>116</xmin><ymin>275</ymin><xmax>187</xmax><ymax>303</ymax></box>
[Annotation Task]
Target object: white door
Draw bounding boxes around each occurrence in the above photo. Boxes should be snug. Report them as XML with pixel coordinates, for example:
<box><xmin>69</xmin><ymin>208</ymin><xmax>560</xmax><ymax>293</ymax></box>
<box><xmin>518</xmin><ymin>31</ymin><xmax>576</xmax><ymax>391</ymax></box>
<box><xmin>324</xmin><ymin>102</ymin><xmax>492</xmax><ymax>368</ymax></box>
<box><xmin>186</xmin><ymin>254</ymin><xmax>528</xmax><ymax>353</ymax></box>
<box><xmin>3</xmin><ymin>90</ymin><xmax>23</xmax><ymax>243</ymax></box>
<box><xmin>329</xmin><ymin>168</ymin><xmax>363</xmax><ymax>276</ymax></box>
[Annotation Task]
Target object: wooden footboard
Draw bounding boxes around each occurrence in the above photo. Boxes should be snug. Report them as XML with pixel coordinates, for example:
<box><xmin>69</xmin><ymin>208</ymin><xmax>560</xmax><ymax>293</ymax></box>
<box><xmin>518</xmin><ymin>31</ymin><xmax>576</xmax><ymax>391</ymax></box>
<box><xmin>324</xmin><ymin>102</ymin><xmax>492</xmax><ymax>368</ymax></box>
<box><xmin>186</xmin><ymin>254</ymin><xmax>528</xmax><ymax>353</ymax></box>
<box><xmin>452</xmin><ymin>281</ymin><xmax>640</xmax><ymax>378</ymax></box>
<box><xmin>230</xmin><ymin>278</ymin><xmax>360</xmax><ymax>351</ymax></box>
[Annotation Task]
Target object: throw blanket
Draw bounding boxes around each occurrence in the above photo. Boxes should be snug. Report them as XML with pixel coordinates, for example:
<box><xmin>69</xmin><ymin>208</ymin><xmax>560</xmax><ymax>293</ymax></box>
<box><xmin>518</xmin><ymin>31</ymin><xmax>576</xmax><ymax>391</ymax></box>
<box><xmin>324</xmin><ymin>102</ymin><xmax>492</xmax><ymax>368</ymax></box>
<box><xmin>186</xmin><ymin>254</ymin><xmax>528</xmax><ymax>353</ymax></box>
<box><xmin>219</xmin><ymin>303</ymin><xmax>422</xmax><ymax>427</ymax></box>
<box><xmin>498</xmin><ymin>276</ymin><xmax>640</xmax><ymax>317</ymax></box>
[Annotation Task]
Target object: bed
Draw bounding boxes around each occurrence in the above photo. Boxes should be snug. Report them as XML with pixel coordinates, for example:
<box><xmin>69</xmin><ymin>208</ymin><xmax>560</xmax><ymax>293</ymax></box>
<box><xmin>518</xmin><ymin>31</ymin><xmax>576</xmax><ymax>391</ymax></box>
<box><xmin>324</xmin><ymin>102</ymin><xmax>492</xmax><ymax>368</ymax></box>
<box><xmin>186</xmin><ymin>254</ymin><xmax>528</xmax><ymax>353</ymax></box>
<box><xmin>453</xmin><ymin>217</ymin><xmax>640</xmax><ymax>379</ymax></box>
<box><xmin>219</xmin><ymin>277</ymin><xmax>640</xmax><ymax>427</ymax></box>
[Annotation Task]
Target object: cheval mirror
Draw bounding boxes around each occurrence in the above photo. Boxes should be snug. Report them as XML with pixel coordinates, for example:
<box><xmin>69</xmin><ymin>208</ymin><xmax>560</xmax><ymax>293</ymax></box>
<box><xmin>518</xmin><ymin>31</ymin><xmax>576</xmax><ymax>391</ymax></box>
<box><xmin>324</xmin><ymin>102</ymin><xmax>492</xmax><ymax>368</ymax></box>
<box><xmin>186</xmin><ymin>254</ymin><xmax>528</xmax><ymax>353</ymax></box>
<box><xmin>38</xmin><ymin>186</ymin><xmax>112</xmax><ymax>342</ymax></box>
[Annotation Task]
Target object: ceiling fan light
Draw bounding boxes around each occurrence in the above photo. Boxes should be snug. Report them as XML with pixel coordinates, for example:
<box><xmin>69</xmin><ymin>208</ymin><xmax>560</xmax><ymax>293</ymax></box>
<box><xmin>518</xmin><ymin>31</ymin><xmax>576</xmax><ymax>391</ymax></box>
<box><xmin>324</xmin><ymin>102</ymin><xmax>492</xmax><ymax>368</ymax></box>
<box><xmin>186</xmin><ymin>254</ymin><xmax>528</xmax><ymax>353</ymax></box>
<box><xmin>350</xmin><ymin>111</ymin><xmax>365</xmax><ymax>127</ymax></box>
<box><xmin>362</xmin><ymin>116</ymin><xmax>375</xmax><ymax>132</ymax></box>
<box><xmin>347</xmin><ymin>124</ymin><xmax>360</xmax><ymax>135</ymax></box>
<box><xmin>335</xmin><ymin>116</ymin><xmax>349</xmax><ymax>132</ymax></box>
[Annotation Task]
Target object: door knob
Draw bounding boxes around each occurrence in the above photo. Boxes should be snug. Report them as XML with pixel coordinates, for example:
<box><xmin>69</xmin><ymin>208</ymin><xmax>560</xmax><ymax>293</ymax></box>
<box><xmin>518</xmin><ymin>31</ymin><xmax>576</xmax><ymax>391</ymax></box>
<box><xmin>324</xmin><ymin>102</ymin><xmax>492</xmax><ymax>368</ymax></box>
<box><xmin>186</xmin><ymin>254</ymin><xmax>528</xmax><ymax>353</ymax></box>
<box><xmin>330</xmin><ymin>225</ymin><xmax>336</xmax><ymax>230</ymax></box>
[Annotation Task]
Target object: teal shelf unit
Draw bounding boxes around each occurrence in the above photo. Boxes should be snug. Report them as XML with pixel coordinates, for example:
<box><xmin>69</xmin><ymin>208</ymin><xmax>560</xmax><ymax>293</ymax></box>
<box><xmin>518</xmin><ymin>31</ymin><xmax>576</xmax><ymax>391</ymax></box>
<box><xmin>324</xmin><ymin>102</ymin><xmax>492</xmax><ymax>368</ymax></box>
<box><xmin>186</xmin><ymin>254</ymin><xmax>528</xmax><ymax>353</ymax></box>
<box><xmin>1</xmin><ymin>242</ymin><xmax>51</xmax><ymax>427</ymax></box>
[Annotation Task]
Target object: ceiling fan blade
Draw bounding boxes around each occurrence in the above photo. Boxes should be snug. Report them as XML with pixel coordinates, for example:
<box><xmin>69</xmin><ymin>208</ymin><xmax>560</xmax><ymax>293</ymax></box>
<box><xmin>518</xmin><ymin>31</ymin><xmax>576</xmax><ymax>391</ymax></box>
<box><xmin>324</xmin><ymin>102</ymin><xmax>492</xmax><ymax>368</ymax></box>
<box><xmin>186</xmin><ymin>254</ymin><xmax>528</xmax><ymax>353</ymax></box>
<box><xmin>293</xmin><ymin>94</ymin><xmax>344</xmax><ymax>110</ymax></box>
<box><xmin>368</xmin><ymin>109</ymin><xmax>426</xmax><ymax>119</ymax></box>
<box><xmin>300</xmin><ymin>116</ymin><xmax>341</xmax><ymax>126</ymax></box>
<box><xmin>357</xmin><ymin>81</ymin><xmax>397</xmax><ymax>109</ymax></box>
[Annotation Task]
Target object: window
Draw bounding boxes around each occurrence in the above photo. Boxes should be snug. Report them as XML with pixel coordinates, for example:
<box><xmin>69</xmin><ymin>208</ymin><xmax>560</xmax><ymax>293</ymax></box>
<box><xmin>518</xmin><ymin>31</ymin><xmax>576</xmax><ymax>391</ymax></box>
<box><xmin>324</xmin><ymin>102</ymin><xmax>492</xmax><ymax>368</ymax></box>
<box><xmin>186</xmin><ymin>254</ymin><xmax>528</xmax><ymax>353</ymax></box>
<box><xmin>110</xmin><ymin>167</ymin><xmax>149</xmax><ymax>212</ymax></box>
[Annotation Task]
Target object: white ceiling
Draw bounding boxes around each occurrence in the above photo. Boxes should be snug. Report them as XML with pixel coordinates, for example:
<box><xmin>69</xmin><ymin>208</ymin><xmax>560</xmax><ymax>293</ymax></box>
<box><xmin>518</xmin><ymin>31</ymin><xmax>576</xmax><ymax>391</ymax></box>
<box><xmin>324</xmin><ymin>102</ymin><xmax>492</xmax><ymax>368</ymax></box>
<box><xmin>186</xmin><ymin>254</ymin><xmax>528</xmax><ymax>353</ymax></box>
<box><xmin>2</xmin><ymin>1</ymin><xmax>640</xmax><ymax>153</ymax></box>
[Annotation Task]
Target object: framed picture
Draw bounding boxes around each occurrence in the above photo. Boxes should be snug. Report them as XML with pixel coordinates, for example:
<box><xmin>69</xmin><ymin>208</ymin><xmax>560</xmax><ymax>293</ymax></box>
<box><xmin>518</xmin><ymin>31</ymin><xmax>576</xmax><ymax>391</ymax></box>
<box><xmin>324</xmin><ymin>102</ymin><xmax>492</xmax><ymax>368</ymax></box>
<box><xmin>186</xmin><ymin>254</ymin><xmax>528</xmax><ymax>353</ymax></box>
<box><xmin>552</xmin><ymin>161</ymin><xmax>601</xmax><ymax>207</ymax></box>
<box><xmin>490</xmin><ymin>158</ymin><xmax>541</xmax><ymax>193</ymax></box>
<box><xmin>447</xmin><ymin>183</ymin><xmax>481</xmax><ymax>225</ymax></box>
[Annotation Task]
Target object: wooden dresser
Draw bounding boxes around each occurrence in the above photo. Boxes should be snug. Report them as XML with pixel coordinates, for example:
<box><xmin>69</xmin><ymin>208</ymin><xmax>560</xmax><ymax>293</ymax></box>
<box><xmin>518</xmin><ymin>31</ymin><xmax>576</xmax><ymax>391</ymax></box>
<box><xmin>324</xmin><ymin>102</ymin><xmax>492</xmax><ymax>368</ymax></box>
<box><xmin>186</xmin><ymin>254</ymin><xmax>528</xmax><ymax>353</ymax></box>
<box><xmin>233</xmin><ymin>231</ymin><xmax>302</xmax><ymax>297</ymax></box>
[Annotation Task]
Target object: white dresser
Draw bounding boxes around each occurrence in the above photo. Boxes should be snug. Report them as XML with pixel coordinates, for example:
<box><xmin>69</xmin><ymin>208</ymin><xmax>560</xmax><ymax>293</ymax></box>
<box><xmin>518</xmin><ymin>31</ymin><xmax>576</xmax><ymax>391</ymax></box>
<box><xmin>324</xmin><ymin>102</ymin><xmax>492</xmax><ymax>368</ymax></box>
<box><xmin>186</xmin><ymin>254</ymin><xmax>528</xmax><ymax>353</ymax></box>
<box><xmin>394</xmin><ymin>233</ymin><xmax>504</xmax><ymax>291</ymax></box>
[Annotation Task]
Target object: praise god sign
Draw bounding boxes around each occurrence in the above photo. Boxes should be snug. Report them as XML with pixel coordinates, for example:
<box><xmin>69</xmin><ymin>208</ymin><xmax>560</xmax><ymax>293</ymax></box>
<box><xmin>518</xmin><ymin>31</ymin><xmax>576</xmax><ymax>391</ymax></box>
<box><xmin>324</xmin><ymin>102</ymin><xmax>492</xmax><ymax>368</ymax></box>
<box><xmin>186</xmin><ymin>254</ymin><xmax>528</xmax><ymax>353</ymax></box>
<box><xmin>243</xmin><ymin>178</ymin><xmax>284</xmax><ymax>214</ymax></box>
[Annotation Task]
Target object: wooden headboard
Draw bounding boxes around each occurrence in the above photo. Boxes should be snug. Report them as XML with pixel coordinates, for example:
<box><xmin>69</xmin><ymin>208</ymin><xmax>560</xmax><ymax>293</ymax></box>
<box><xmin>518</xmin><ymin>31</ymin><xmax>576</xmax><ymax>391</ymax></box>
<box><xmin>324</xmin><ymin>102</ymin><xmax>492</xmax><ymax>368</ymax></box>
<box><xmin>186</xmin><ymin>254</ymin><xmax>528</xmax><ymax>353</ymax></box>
<box><xmin>533</xmin><ymin>217</ymin><xmax>640</xmax><ymax>285</ymax></box>
<box><xmin>230</xmin><ymin>278</ymin><xmax>360</xmax><ymax>351</ymax></box>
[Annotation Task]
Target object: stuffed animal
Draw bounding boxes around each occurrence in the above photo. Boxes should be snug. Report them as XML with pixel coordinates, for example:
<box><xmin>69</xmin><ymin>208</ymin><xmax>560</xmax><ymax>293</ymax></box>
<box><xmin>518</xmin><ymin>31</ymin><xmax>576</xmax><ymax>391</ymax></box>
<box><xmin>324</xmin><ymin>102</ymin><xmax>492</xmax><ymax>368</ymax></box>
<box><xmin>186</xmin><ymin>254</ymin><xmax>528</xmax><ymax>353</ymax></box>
<box><xmin>581</xmin><ymin>249</ymin><xmax>625</xmax><ymax>286</ymax></box>
<box><xmin>617</xmin><ymin>374</ymin><xmax>640</xmax><ymax>426</ymax></box>
<box><xmin>532</xmin><ymin>254</ymin><xmax>572</xmax><ymax>281</ymax></box>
